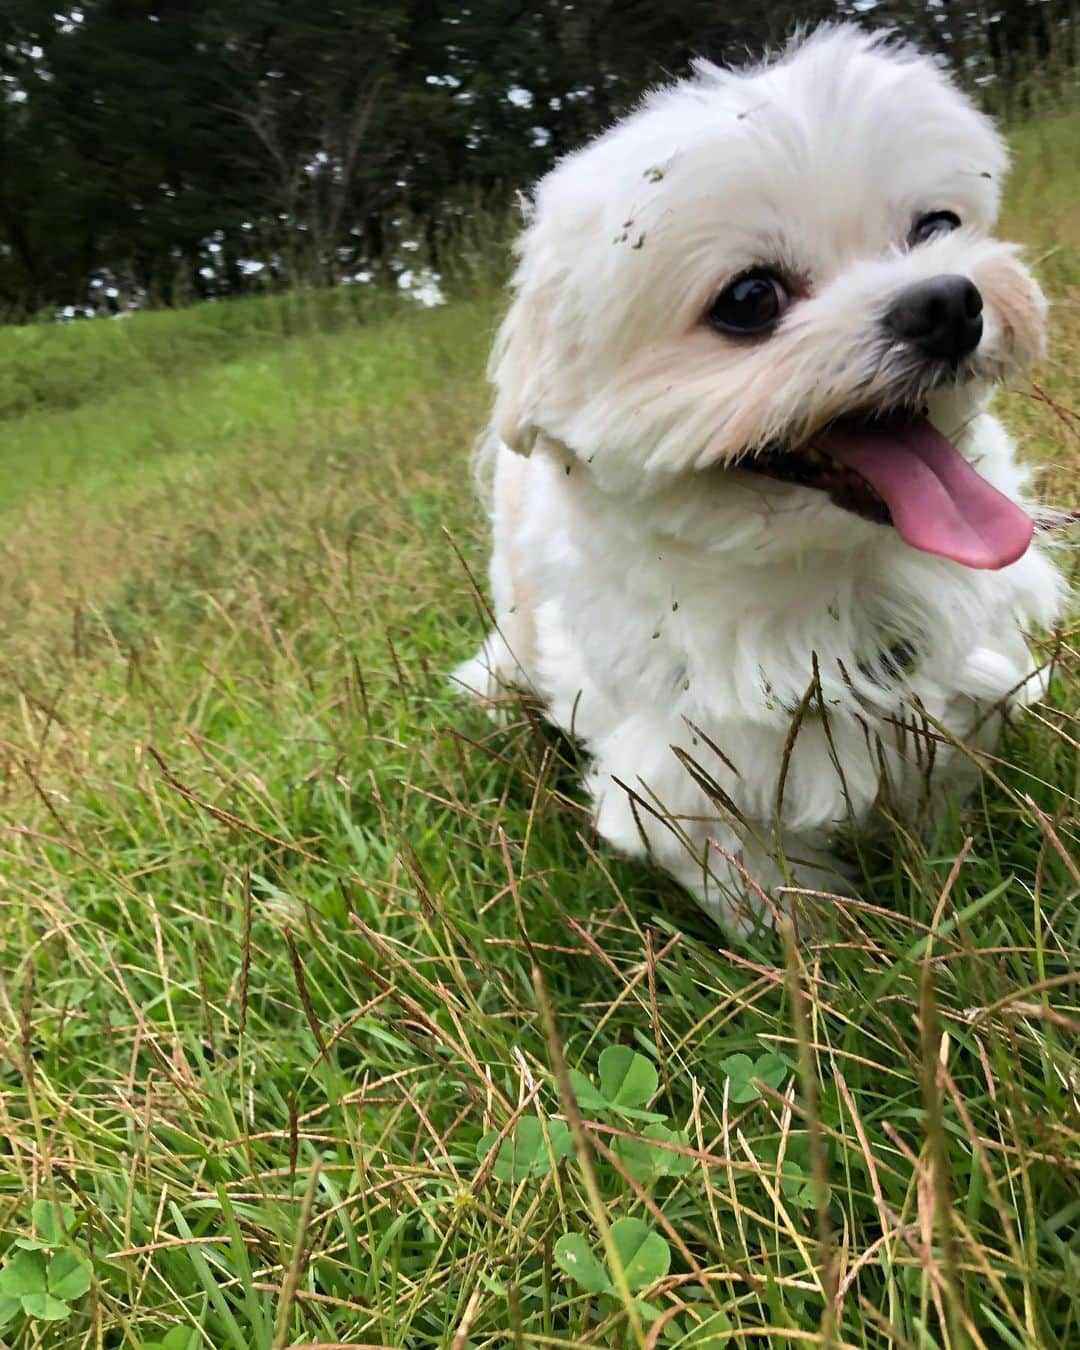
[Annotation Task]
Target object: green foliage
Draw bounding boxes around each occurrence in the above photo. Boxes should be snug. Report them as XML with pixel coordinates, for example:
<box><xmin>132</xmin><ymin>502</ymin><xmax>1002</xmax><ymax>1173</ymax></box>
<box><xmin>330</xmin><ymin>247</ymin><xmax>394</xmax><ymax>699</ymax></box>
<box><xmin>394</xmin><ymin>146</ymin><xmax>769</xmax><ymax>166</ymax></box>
<box><xmin>570</xmin><ymin>1047</ymin><xmax>695</xmax><ymax>1180</ymax></box>
<box><xmin>476</xmin><ymin>1115</ymin><xmax>573</xmax><ymax>1182</ymax></box>
<box><xmin>0</xmin><ymin>1199</ymin><xmax>94</xmax><ymax>1331</ymax></box>
<box><xmin>672</xmin><ymin>1309</ymin><xmax>734</xmax><ymax>1346</ymax></box>
<box><xmin>0</xmin><ymin>2</ymin><xmax>1073</xmax><ymax>313</ymax></box>
<box><xmin>0</xmin><ymin>1248</ymin><xmax>92</xmax><ymax>1329</ymax></box>
<box><xmin>612</xmin><ymin>1122</ymin><xmax>695</xmax><ymax>1182</ymax></box>
<box><xmin>571</xmin><ymin>1044</ymin><xmax>661</xmax><ymax>1118</ymax></box>
<box><xmin>718</xmin><ymin>1051</ymin><xmax>789</xmax><ymax>1103</ymax></box>
<box><xmin>13</xmin><ymin>1201</ymin><xmax>77</xmax><ymax>1253</ymax></box>
<box><xmin>141</xmin><ymin>1331</ymin><xmax>200</xmax><ymax>1350</ymax></box>
<box><xmin>555</xmin><ymin>1218</ymin><xmax>673</xmax><ymax>1328</ymax></box>
<box><xmin>555</xmin><ymin>1216</ymin><xmax>672</xmax><ymax>1296</ymax></box>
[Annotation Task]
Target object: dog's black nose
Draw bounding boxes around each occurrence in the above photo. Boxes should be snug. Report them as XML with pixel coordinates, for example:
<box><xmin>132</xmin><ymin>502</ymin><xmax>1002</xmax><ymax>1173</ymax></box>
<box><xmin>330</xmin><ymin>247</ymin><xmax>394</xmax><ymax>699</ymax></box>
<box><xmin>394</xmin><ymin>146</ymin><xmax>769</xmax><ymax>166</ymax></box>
<box><xmin>885</xmin><ymin>274</ymin><xmax>983</xmax><ymax>363</ymax></box>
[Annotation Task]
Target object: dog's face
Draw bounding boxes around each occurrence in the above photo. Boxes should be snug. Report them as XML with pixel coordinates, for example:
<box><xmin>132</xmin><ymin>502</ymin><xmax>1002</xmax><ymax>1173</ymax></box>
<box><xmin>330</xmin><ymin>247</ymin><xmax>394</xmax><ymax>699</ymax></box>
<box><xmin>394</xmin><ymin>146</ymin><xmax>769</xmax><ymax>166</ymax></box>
<box><xmin>492</xmin><ymin>27</ymin><xmax>1046</xmax><ymax>570</ymax></box>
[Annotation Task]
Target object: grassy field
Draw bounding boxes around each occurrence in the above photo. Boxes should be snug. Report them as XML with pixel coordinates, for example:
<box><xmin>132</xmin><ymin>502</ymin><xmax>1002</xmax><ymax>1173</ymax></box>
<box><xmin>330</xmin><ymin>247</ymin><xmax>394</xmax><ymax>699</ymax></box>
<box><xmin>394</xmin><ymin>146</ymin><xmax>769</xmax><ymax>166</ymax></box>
<box><xmin>0</xmin><ymin>113</ymin><xmax>1077</xmax><ymax>1350</ymax></box>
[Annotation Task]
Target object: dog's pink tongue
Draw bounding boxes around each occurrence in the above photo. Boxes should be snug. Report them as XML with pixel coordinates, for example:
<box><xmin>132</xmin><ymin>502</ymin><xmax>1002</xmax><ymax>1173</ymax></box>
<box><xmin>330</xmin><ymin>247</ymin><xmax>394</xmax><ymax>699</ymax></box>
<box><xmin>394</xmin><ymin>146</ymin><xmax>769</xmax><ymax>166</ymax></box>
<box><xmin>816</xmin><ymin>416</ymin><xmax>1033</xmax><ymax>569</ymax></box>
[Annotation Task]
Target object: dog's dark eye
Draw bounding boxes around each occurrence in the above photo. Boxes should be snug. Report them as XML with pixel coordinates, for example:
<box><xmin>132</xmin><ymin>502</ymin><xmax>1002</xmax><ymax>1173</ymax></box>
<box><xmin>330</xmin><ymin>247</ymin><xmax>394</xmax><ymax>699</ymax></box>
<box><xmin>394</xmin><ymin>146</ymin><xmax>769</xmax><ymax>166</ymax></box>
<box><xmin>707</xmin><ymin>268</ymin><xmax>789</xmax><ymax>336</ymax></box>
<box><xmin>909</xmin><ymin>210</ymin><xmax>961</xmax><ymax>247</ymax></box>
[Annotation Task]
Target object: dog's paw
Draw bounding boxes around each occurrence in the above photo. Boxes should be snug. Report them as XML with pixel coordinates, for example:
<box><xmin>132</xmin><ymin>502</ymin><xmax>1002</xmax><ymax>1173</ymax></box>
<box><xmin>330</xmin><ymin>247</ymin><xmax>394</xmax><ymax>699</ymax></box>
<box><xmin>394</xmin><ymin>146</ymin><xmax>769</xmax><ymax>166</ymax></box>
<box><xmin>450</xmin><ymin>634</ymin><xmax>534</xmax><ymax>726</ymax></box>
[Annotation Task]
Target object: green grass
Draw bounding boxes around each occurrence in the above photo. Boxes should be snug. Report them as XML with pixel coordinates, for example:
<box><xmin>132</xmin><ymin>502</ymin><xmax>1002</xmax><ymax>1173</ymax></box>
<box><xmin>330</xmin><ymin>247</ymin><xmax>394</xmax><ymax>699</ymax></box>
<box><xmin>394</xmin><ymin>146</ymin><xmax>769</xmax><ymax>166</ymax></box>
<box><xmin>0</xmin><ymin>284</ymin><xmax>411</xmax><ymax>425</ymax></box>
<box><xmin>0</xmin><ymin>117</ymin><xmax>1078</xmax><ymax>1350</ymax></box>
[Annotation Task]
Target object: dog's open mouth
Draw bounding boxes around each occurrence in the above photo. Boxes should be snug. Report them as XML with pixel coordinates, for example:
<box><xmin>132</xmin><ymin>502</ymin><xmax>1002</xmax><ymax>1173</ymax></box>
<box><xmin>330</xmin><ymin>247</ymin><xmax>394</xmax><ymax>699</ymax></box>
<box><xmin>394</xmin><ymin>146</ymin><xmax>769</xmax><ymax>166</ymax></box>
<box><xmin>742</xmin><ymin>413</ymin><xmax>1034</xmax><ymax>570</ymax></box>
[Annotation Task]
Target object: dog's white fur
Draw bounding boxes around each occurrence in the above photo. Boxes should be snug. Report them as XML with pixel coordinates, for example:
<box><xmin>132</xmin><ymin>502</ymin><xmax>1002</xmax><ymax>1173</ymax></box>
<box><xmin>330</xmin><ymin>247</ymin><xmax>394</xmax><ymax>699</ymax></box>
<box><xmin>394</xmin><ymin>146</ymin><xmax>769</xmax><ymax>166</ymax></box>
<box><xmin>457</xmin><ymin>26</ymin><xmax>1065</xmax><ymax>932</ymax></box>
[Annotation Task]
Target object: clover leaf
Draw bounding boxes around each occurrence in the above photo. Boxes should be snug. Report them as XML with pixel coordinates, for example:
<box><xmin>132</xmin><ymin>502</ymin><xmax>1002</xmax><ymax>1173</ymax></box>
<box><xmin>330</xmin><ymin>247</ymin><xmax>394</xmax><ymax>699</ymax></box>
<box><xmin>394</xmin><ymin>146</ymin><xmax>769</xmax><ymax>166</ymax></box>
<box><xmin>675</xmin><ymin>1307</ymin><xmax>733</xmax><ymax>1345</ymax></box>
<box><xmin>555</xmin><ymin>1216</ymin><xmax>671</xmax><ymax>1299</ymax></box>
<box><xmin>720</xmin><ymin>1052</ymin><xmax>788</xmax><ymax>1104</ymax></box>
<box><xmin>0</xmin><ymin>1243</ymin><xmax>92</xmax><ymax>1327</ymax></box>
<box><xmin>20</xmin><ymin>1292</ymin><xmax>70</xmax><ymax>1321</ymax></box>
<box><xmin>753</xmin><ymin>1053</ymin><xmax>789</xmax><ymax>1094</ymax></box>
<box><xmin>614</xmin><ymin>1122</ymin><xmax>694</xmax><ymax>1181</ymax></box>
<box><xmin>779</xmin><ymin>1160</ymin><xmax>827</xmax><ymax>1209</ymax></box>
<box><xmin>144</xmin><ymin>1327</ymin><xmax>200</xmax><ymax>1350</ymax></box>
<box><xmin>0</xmin><ymin>1250</ymin><xmax>47</xmax><ymax>1309</ymax></box>
<box><xmin>476</xmin><ymin>1115</ymin><xmax>572</xmax><ymax>1182</ymax></box>
<box><xmin>553</xmin><ymin>1233</ymin><xmax>609</xmax><ymax>1294</ymax></box>
<box><xmin>569</xmin><ymin>1047</ymin><xmax>665</xmax><ymax>1122</ymax></box>
<box><xmin>14</xmin><ymin>1199</ymin><xmax>76</xmax><ymax>1252</ymax></box>
<box><xmin>45</xmin><ymin>1249</ymin><xmax>91</xmax><ymax>1301</ymax></box>
<box><xmin>613</xmin><ymin>1217</ymin><xmax>672</xmax><ymax>1289</ymax></box>
<box><xmin>599</xmin><ymin>1046</ymin><xmax>658</xmax><ymax>1110</ymax></box>
<box><xmin>567</xmin><ymin>1067</ymin><xmax>609</xmax><ymax>1112</ymax></box>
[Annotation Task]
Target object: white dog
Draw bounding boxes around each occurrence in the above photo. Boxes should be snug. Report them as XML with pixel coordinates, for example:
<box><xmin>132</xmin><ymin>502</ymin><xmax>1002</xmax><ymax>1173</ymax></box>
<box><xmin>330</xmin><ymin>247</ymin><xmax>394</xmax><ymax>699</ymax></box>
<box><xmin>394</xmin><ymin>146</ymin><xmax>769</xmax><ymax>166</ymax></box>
<box><xmin>456</xmin><ymin>25</ymin><xmax>1065</xmax><ymax>933</ymax></box>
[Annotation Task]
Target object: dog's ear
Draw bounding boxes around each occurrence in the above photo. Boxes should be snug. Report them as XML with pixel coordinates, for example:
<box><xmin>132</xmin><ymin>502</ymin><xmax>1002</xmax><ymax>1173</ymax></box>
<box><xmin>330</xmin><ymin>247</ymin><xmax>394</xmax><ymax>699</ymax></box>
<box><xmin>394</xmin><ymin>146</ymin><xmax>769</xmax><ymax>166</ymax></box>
<box><xmin>489</xmin><ymin>286</ymin><xmax>549</xmax><ymax>456</ymax></box>
<box><xmin>488</xmin><ymin>235</ymin><xmax>565</xmax><ymax>456</ymax></box>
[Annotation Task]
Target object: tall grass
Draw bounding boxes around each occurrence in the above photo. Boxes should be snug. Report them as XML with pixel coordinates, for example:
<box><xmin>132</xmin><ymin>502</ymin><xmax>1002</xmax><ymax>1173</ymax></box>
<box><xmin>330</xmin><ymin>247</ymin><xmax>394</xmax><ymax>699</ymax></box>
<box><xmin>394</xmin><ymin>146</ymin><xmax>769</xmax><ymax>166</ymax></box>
<box><xmin>0</xmin><ymin>113</ymin><xmax>1076</xmax><ymax>1349</ymax></box>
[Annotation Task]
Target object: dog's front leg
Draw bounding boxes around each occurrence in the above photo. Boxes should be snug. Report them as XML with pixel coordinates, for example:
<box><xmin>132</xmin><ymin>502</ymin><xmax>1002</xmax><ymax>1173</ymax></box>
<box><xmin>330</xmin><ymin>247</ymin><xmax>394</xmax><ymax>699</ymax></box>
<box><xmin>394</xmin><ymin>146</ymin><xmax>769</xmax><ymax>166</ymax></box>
<box><xmin>586</xmin><ymin>712</ymin><xmax>860</xmax><ymax>935</ymax></box>
<box><xmin>583</xmin><ymin>720</ymin><xmax>780</xmax><ymax>935</ymax></box>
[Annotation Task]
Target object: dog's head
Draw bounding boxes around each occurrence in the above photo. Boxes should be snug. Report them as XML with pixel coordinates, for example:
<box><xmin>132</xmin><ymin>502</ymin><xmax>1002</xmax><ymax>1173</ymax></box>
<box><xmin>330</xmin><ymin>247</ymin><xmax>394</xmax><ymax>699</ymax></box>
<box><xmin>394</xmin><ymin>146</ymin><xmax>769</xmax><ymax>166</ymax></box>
<box><xmin>490</xmin><ymin>26</ymin><xmax>1046</xmax><ymax>570</ymax></box>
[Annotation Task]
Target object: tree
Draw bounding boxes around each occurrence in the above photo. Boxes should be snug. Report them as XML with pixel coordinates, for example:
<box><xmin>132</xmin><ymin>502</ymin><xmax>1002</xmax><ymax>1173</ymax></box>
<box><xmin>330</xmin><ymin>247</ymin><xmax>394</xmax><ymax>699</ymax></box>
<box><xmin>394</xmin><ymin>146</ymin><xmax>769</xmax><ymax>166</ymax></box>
<box><xmin>0</xmin><ymin>0</ymin><xmax>1071</xmax><ymax>316</ymax></box>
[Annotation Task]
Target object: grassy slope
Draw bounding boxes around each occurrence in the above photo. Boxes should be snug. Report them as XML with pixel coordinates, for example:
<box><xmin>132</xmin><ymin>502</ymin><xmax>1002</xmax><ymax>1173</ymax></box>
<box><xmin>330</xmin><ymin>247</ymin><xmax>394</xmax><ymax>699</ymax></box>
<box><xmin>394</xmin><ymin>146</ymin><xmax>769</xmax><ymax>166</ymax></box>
<box><xmin>0</xmin><ymin>117</ymin><xmax>1077</xmax><ymax>1350</ymax></box>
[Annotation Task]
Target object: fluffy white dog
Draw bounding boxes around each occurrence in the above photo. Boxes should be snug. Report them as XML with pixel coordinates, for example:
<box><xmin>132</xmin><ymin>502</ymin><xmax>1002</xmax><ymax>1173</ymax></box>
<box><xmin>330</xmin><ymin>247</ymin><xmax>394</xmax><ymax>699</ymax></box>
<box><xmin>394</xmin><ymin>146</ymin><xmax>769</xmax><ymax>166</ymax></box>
<box><xmin>456</xmin><ymin>25</ymin><xmax>1065</xmax><ymax>932</ymax></box>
